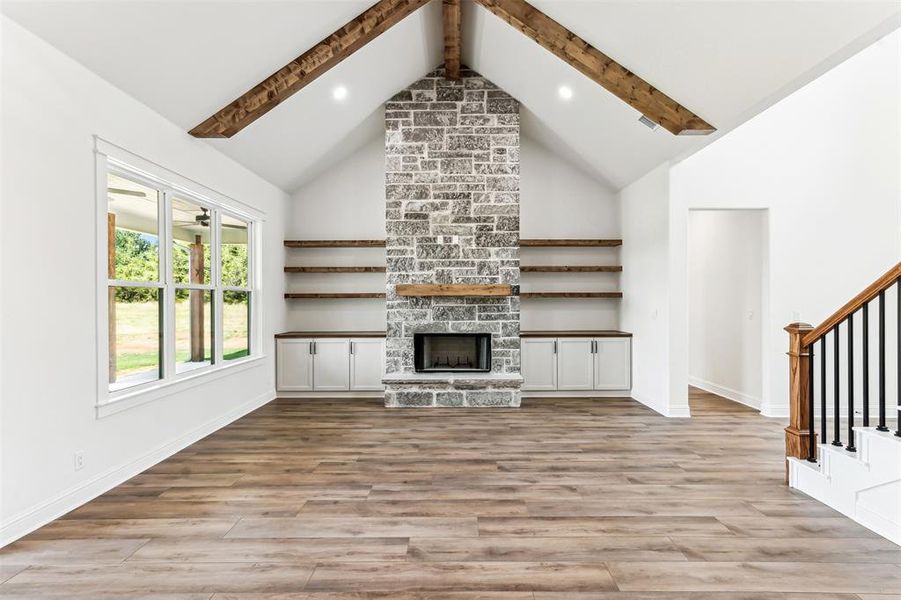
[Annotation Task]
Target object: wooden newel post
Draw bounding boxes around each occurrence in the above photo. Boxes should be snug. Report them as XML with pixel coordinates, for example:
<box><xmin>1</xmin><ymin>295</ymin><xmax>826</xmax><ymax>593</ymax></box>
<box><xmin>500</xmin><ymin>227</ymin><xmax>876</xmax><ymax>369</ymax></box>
<box><xmin>784</xmin><ymin>322</ymin><xmax>815</xmax><ymax>483</ymax></box>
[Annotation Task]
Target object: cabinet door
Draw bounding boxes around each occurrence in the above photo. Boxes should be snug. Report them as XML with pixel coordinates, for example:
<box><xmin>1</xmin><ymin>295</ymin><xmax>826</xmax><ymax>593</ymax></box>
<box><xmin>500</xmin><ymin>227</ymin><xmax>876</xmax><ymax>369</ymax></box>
<box><xmin>594</xmin><ymin>338</ymin><xmax>631</xmax><ymax>390</ymax></box>
<box><xmin>350</xmin><ymin>338</ymin><xmax>384</xmax><ymax>391</ymax></box>
<box><xmin>312</xmin><ymin>338</ymin><xmax>350</xmax><ymax>391</ymax></box>
<box><xmin>521</xmin><ymin>338</ymin><xmax>558</xmax><ymax>391</ymax></box>
<box><xmin>276</xmin><ymin>338</ymin><xmax>313</xmax><ymax>391</ymax></box>
<box><xmin>557</xmin><ymin>337</ymin><xmax>595</xmax><ymax>391</ymax></box>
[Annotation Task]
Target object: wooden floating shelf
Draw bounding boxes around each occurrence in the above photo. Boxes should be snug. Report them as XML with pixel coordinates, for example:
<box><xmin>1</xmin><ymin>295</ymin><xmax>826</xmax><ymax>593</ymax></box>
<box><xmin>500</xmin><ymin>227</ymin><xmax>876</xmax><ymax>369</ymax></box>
<box><xmin>520</xmin><ymin>292</ymin><xmax>623</xmax><ymax>299</ymax></box>
<box><xmin>284</xmin><ymin>266</ymin><xmax>387</xmax><ymax>273</ymax></box>
<box><xmin>521</xmin><ymin>265</ymin><xmax>622</xmax><ymax>273</ymax></box>
<box><xmin>284</xmin><ymin>240</ymin><xmax>386</xmax><ymax>248</ymax></box>
<box><xmin>520</xmin><ymin>239</ymin><xmax>622</xmax><ymax>247</ymax></box>
<box><xmin>395</xmin><ymin>283</ymin><xmax>513</xmax><ymax>297</ymax></box>
<box><xmin>284</xmin><ymin>293</ymin><xmax>386</xmax><ymax>299</ymax></box>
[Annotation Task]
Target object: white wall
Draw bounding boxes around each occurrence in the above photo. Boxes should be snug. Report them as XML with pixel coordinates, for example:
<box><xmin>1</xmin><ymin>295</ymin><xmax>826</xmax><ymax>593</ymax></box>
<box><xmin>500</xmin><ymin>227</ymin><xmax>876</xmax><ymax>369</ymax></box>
<box><xmin>520</xmin><ymin>137</ymin><xmax>619</xmax><ymax>238</ymax></box>
<box><xmin>286</xmin><ymin>130</ymin><xmax>621</xmax><ymax>332</ymax></box>
<box><xmin>688</xmin><ymin>210</ymin><xmax>765</xmax><ymax>409</ymax></box>
<box><xmin>286</xmin><ymin>135</ymin><xmax>387</xmax><ymax>331</ymax></box>
<box><xmin>0</xmin><ymin>17</ymin><xmax>289</xmax><ymax>545</ymax></box>
<box><xmin>619</xmin><ymin>164</ymin><xmax>688</xmax><ymax>416</ymax></box>
<box><xmin>520</xmin><ymin>135</ymin><xmax>621</xmax><ymax>331</ymax></box>
<box><xmin>669</xmin><ymin>29</ymin><xmax>900</xmax><ymax>417</ymax></box>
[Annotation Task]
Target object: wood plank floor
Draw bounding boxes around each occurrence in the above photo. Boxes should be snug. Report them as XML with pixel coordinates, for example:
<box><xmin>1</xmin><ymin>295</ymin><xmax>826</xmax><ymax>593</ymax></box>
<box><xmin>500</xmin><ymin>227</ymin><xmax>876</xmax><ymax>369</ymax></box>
<box><xmin>3</xmin><ymin>393</ymin><xmax>900</xmax><ymax>598</ymax></box>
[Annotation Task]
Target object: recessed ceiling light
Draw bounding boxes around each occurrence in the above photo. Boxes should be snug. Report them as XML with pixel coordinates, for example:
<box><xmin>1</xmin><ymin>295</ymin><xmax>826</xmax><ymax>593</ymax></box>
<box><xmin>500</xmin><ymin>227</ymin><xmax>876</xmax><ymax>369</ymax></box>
<box><xmin>332</xmin><ymin>86</ymin><xmax>348</xmax><ymax>101</ymax></box>
<box><xmin>557</xmin><ymin>85</ymin><xmax>573</xmax><ymax>101</ymax></box>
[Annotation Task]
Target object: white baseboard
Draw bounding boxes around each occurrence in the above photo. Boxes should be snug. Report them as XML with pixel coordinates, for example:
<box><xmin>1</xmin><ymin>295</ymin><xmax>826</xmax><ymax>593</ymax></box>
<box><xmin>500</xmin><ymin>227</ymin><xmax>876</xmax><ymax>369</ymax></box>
<box><xmin>0</xmin><ymin>389</ymin><xmax>275</xmax><ymax>548</ymax></box>
<box><xmin>689</xmin><ymin>376</ymin><xmax>761</xmax><ymax>410</ymax></box>
<box><xmin>761</xmin><ymin>404</ymin><xmax>790</xmax><ymax>418</ymax></box>
<box><xmin>629</xmin><ymin>390</ymin><xmax>672</xmax><ymax>417</ymax></box>
<box><xmin>667</xmin><ymin>405</ymin><xmax>692</xmax><ymax>418</ymax></box>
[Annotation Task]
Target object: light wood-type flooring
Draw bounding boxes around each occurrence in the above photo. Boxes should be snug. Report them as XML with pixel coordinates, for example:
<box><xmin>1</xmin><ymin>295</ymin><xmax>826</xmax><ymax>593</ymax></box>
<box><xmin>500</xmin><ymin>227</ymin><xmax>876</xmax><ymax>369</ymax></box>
<box><xmin>2</xmin><ymin>392</ymin><xmax>900</xmax><ymax>598</ymax></box>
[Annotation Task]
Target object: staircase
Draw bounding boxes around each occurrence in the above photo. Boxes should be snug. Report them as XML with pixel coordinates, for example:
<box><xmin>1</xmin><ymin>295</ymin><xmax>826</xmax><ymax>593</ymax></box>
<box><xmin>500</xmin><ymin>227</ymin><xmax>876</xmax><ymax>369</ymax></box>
<box><xmin>790</xmin><ymin>428</ymin><xmax>901</xmax><ymax>545</ymax></box>
<box><xmin>784</xmin><ymin>262</ymin><xmax>901</xmax><ymax>545</ymax></box>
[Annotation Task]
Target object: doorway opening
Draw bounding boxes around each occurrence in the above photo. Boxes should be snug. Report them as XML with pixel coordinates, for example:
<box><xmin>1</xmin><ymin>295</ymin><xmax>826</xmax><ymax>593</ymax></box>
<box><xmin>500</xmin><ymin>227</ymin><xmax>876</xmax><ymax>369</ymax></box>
<box><xmin>688</xmin><ymin>209</ymin><xmax>768</xmax><ymax>415</ymax></box>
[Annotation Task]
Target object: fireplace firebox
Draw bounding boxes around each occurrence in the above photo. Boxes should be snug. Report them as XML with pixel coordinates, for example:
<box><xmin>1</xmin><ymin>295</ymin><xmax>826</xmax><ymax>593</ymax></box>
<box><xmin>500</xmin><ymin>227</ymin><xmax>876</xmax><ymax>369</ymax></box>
<box><xmin>414</xmin><ymin>333</ymin><xmax>491</xmax><ymax>373</ymax></box>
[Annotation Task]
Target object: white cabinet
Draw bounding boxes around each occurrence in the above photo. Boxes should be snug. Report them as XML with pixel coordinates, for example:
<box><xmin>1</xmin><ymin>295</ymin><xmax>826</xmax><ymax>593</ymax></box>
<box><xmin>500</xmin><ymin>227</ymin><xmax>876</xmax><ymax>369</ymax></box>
<box><xmin>522</xmin><ymin>338</ymin><xmax>558</xmax><ymax>391</ymax></box>
<box><xmin>594</xmin><ymin>338</ymin><xmax>631</xmax><ymax>390</ymax></box>
<box><xmin>277</xmin><ymin>336</ymin><xmax>385</xmax><ymax>393</ymax></box>
<box><xmin>521</xmin><ymin>335</ymin><xmax>631</xmax><ymax>393</ymax></box>
<box><xmin>311</xmin><ymin>338</ymin><xmax>351</xmax><ymax>391</ymax></box>
<box><xmin>276</xmin><ymin>338</ymin><xmax>314</xmax><ymax>391</ymax></box>
<box><xmin>350</xmin><ymin>338</ymin><xmax>384</xmax><ymax>391</ymax></box>
<box><xmin>556</xmin><ymin>338</ymin><xmax>595</xmax><ymax>391</ymax></box>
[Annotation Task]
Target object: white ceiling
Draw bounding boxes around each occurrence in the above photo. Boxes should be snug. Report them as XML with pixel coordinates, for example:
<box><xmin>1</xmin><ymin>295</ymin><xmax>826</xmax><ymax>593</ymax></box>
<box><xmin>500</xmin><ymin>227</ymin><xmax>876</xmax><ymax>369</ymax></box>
<box><xmin>3</xmin><ymin>0</ymin><xmax>899</xmax><ymax>191</ymax></box>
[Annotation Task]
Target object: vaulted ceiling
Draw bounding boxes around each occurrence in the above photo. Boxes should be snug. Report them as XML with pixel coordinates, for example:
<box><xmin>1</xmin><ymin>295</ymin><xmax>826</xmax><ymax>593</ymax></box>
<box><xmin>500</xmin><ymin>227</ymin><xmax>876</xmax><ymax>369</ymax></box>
<box><xmin>3</xmin><ymin>1</ymin><xmax>899</xmax><ymax>191</ymax></box>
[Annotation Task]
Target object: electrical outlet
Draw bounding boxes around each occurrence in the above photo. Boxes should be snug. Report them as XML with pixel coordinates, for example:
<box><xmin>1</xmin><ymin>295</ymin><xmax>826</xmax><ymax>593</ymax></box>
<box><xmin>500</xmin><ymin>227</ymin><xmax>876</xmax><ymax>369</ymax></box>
<box><xmin>74</xmin><ymin>452</ymin><xmax>85</xmax><ymax>471</ymax></box>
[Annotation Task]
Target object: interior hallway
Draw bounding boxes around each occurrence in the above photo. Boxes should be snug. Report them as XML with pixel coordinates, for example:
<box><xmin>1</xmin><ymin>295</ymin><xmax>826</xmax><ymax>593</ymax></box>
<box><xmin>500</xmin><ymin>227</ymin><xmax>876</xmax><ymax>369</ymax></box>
<box><xmin>2</xmin><ymin>397</ymin><xmax>900</xmax><ymax>597</ymax></box>
<box><xmin>689</xmin><ymin>385</ymin><xmax>760</xmax><ymax>415</ymax></box>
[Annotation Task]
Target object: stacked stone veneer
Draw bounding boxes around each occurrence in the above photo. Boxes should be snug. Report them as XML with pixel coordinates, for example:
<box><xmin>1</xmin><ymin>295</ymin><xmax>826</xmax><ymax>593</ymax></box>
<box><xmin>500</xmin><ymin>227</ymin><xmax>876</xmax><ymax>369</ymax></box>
<box><xmin>383</xmin><ymin>68</ymin><xmax>522</xmax><ymax>408</ymax></box>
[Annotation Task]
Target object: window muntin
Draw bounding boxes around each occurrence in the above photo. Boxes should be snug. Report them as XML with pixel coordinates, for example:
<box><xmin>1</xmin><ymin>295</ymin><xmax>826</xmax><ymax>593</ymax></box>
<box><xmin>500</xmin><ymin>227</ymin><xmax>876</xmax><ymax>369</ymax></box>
<box><xmin>104</xmin><ymin>164</ymin><xmax>256</xmax><ymax>397</ymax></box>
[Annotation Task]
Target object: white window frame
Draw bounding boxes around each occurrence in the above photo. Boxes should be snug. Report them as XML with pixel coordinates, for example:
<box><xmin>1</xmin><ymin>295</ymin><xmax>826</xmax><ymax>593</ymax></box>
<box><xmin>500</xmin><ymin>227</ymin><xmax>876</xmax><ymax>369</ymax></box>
<box><xmin>95</xmin><ymin>138</ymin><xmax>264</xmax><ymax>417</ymax></box>
<box><xmin>169</xmin><ymin>192</ymin><xmax>217</xmax><ymax>377</ymax></box>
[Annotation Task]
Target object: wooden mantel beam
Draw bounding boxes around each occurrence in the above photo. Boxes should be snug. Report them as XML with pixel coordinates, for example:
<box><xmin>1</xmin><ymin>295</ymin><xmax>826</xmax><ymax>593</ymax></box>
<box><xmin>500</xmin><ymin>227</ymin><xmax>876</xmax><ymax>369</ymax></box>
<box><xmin>472</xmin><ymin>0</ymin><xmax>715</xmax><ymax>136</ymax></box>
<box><xmin>443</xmin><ymin>0</ymin><xmax>462</xmax><ymax>79</ymax></box>
<box><xmin>189</xmin><ymin>0</ymin><xmax>431</xmax><ymax>138</ymax></box>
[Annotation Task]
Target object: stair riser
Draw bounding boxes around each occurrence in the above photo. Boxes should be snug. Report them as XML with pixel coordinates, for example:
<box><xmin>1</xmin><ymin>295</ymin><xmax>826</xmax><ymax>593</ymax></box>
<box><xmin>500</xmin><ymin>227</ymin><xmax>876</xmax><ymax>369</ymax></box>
<box><xmin>789</xmin><ymin>428</ymin><xmax>901</xmax><ymax>547</ymax></box>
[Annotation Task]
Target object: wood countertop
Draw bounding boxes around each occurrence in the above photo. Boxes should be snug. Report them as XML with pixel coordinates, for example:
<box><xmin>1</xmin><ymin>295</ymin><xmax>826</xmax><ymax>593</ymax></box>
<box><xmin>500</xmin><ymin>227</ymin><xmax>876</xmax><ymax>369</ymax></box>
<box><xmin>519</xmin><ymin>330</ymin><xmax>632</xmax><ymax>337</ymax></box>
<box><xmin>276</xmin><ymin>330</ymin><xmax>632</xmax><ymax>339</ymax></box>
<box><xmin>275</xmin><ymin>331</ymin><xmax>387</xmax><ymax>338</ymax></box>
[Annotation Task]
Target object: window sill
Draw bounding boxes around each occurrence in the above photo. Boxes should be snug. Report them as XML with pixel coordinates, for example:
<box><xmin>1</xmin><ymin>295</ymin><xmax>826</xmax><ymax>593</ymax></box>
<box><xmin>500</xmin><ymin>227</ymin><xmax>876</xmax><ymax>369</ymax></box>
<box><xmin>96</xmin><ymin>355</ymin><xmax>266</xmax><ymax>419</ymax></box>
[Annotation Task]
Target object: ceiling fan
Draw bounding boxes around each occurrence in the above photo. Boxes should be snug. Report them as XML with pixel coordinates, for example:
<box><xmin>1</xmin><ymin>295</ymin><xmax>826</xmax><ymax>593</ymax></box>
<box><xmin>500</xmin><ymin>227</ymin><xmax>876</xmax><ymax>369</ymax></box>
<box><xmin>173</xmin><ymin>207</ymin><xmax>246</xmax><ymax>229</ymax></box>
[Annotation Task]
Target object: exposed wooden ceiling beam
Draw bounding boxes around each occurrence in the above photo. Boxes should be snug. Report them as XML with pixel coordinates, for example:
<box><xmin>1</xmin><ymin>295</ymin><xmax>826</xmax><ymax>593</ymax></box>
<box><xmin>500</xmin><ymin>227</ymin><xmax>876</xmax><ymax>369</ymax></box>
<box><xmin>443</xmin><ymin>0</ymin><xmax>462</xmax><ymax>79</ymax></box>
<box><xmin>472</xmin><ymin>0</ymin><xmax>715</xmax><ymax>136</ymax></box>
<box><xmin>189</xmin><ymin>0</ymin><xmax>432</xmax><ymax>138</ymax></box>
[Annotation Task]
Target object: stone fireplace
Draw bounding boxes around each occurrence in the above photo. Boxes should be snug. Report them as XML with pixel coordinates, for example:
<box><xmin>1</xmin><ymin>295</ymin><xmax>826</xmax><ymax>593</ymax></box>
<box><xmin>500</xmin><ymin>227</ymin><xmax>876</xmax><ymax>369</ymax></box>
<box><xmin>382</xmin><ymin>67</ymin><xmax>522</xmax><ymax>407</ymax></box>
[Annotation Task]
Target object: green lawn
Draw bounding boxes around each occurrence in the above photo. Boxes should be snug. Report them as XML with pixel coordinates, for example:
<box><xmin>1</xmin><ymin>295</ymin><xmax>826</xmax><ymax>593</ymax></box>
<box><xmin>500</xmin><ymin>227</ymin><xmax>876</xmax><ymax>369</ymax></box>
<box><xmin>112</xmin><ymin>301</ymin><xmax>249</xmax><ymax>379</ymax></box>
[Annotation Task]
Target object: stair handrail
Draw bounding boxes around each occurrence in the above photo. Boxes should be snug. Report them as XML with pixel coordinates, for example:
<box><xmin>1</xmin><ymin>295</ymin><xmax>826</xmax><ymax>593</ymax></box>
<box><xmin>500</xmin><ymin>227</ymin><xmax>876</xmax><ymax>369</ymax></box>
<box><xmin>784</xmin><ymin>260</ymin><xmax>901</xmax><ymax>482</ymax></box>
<box><xmin>802</xmin><ymin>262</ymin><xmax>901</xmax><ymax>348</ymax></box>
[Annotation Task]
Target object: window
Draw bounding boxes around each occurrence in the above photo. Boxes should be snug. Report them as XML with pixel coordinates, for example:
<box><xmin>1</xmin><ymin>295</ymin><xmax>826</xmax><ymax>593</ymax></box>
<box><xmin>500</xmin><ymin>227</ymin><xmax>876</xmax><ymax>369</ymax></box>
<box><xmin>221</xmin><ymin>214</ymin><xmax>251</xmax><ymax>361</ymax></box>
<box><xmin>107</xmin><ymin>174</ymin><xmax>163</xmax><ymax>390</ymax></box>
<box><xmin>103</xmin><ymin>160</ymin><xmax>258</xmax><ymax>398</ymax></box>
<box><xmin>171</xmin><ymin>197</ymin><xmax>214</xmax><ymax>374</ymax></box>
